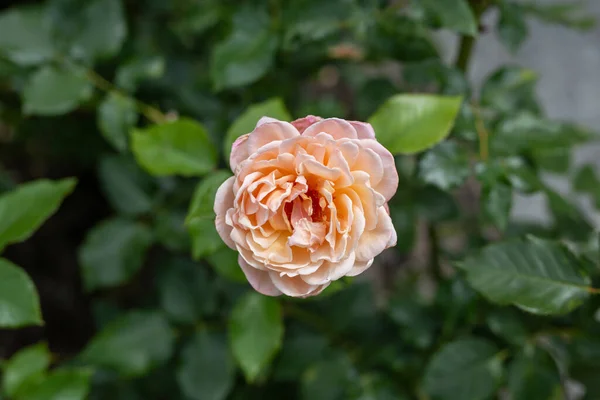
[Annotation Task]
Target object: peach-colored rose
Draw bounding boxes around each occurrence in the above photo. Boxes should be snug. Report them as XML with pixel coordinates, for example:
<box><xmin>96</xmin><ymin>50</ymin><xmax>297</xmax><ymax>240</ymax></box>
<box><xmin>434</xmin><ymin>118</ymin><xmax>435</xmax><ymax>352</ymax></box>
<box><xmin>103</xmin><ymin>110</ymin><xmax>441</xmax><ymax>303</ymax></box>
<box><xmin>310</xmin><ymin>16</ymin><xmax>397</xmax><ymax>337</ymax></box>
<box><xmin>214</xmin><ymin>116</ymin><xmax>398</xmax><ymax>297</ymax></box>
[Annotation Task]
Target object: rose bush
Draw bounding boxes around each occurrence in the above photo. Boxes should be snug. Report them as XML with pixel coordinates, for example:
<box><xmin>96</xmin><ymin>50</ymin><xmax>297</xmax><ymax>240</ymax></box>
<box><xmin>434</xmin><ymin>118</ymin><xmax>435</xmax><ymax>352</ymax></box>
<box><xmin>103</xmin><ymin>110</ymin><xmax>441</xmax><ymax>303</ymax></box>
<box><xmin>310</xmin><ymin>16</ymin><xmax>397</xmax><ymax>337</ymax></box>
<box><xmin>215</xmin><ymin>116</ymin><xmax>398</xmax><ymax>297</ymax></box>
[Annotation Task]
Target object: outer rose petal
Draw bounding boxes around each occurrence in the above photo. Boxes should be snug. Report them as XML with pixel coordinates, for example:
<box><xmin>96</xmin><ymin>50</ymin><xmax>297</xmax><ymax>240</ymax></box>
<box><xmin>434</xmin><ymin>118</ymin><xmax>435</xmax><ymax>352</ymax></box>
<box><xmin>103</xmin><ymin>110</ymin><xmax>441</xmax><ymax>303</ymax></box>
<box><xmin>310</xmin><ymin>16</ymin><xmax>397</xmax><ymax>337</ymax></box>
<box><xmin>238</xmin><ymin>256</ymin><xmax>282</xmax><ymax>296</ymax></box>
<box><xmin>302</xmin><ymin>118</ymin><xmax>358</xmax><ymax>140</ymax></box>
<box><xmin>214</xmin><ymin>176</ymin><xmax>236</xmax><ymax>249</ymax></box>
<box><xmin>230</xmin><ymin>134</ymin><xmax>250</xmax><ymax>172</ymax></box>
<box><xmin>346</xmin><ymin>258</ymin><xmax>374</xmax><ymax>277</ymax></box>
<box><xmin>359</xmin><ymin>139</ymin><xmax>399</xmax><ymax>201</ymax></box>
<box><xmin>291</xmin><ymin>115</ymin><xmax>322</xmax><ymax>133</ymax></box>
<box><xmin>270</xmin><ymin>272</ymin><xmax>328</xmax><ymax>297</ymax></box>
<box><xmin>355</xmin><ymin>207</ymin><xmax>397</xmax><ymax>262</ymax></box>
<box><xmin>246</xmin><ymin>121</ymin><xmax>299</xmax><ymax>155</ymax></box>
<box><xmin>349</xmin><ymin>121</ymin><xmax>376</xmax><ymax>139</ymax></box>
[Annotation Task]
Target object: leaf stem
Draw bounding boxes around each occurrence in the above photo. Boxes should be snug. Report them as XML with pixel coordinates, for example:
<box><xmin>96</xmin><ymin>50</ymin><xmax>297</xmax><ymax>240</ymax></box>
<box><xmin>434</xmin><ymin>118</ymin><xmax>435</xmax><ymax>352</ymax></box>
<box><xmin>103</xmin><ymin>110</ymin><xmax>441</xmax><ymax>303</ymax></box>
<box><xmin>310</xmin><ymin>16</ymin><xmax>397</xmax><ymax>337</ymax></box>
<box><xmin>472</xmin><ymin>103</ymin><xmax>489</xmax><ymax>161</ymax></box>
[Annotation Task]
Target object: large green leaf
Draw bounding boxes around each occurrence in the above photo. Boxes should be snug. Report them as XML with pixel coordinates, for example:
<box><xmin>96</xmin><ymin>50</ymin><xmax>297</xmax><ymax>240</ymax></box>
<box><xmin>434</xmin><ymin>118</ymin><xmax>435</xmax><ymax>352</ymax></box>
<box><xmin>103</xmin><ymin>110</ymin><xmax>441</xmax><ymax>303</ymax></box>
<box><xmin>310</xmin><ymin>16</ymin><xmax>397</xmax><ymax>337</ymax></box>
<box><xmin>368</xmin><ymin>94</ymin><xmax>463</xmax><ymax>155</ymax></box>
<box><xmin>224</xmin><ymin>98</ymin><xmax>291</xmax><ymax>160</ymax></box>
<box><xmin>131</xmin><ymin>118</ymin><xmax>217</xmax><ymax>177</ymax></box>
<box><xmin>186</xmin><ymin>170</ymin><xmax>232</xmax><ymax>259</ymax></box>
<box><xmin>22</xmin><ymin>65</ymin><xmax>93</xmax><ymax>116</ymax></box>
<box><xmin>0</xmin><ymin>258</ymin><xmax>42</xmax><ymax>327</ymax></box>
<box><xmin>0</xmin><ymin>6</ymin><xmax>55</xmax><ymax>66</ymax></box>
<box><xmin>2</xmin><ymin>342</ymin><xmax>50</xmax><ymax>396</ymax></box>
<box><xmin>13</xmin><ymin>369</ymin><xmax>91</xmax><ymax>400</ymax></box>
<box><xmin>229</xmin><ymin>292</ymin><xmax>283</xmax><ymax>382</ymax></box>
<box><xmin>78</xmin><ymin>218</ymin><xmax>153</xmax><ymax>291</ymax></box>
<box><xmin>418</xmin><ymin>141</ymin><xmax>470</xmax><ymax>190</ymax></box>
<box><xmin>210</xmin><ymin>6</ymin><xmax>278</xmax><ymax>90</ymax></box>
<box><xmin>419</xmin><ymin>0</ymin><xmax>478</xmax><ymax>36</ymax></box>
<box><xmin>80</xmin><ymin>311</ymin><xmax>175</xmax><ymax>376</ymax></box>
<box><xmin>422</xmin><ymin>338</ymin><xmax>502</xmax><ymax>400</ymax></box>
<box><xmin>0</xmin><ymin>178</ymin><xmax>76</xmax><ymax>250</ymax></box>
<box><xmin>158</xmin><ymin>258</ymin><xmax>217</xmax><ymax>324</ymax></box>
<box><xmin>177</xmin><ymin>331</ymin><xmax>235</xmax><ymax>400</ymax></box>
<box><xmin>97</xmin><ymin>93</ymin><xmax>138</xmax><ymax>152</ymax></box>
<box><xmin>457</xmin><ymin>237</ymin><xmax>592</xmax><ymax>315</ymax></box>
<box><xmin>98</xmin><ymin>155</ymin><xmax>154</xmax><ymax>216</ymax></box>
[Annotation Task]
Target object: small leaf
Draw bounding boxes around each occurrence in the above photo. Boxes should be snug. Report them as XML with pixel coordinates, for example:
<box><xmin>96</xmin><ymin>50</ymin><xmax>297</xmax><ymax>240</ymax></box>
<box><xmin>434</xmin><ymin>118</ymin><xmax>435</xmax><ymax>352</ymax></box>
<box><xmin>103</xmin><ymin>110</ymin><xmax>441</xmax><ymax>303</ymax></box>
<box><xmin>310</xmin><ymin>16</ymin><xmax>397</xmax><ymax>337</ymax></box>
<box><xmin>115</xmin><ymin>56</ymin><xmax>165</xmax><ymax>92</ymax></box>
<box><xmin>210</xmin><ymin>6</ymin><xmax>278</xmax><ymax>90</ymax></box>
<box><xmin>419</xmin><ymin>0</ymin><xmax>478</xmax><ymax>36</ymax></box>
<box><xmin>186</xmin><ymin>171</ymin><xmax>232</xmax><ymax>259</ymax></box>
<box><xmin>369</xmin><ymin>94</ymin><xmax>463</xmax><ymax>155</ymax></box>
<box><xmin>0</xmin><ymin>6</ymin><xmax>55</xmax><ymax>66</ymax></box>
<box><xmin>507</xmin><ymin>348</ymin><xmax>562</xmax><ymax>400</ymax></box>
<box><xmin>573</xmin><ymin>165</ymin><xmax>600</xmax><ymax>208</ymax></box>
<box><xmin>206</xmin><ymin>247</ymin><xmax>247</xmax><ymax>283</ymax></box>
<box><xmin>22</xmin><ymin>65</ymin><xmax>93</xmax><ymax>116</ymax></box>
<box><xmin>229</xmin><ymin>292</ymin><xmax>284</xmax><ymax>382</ymax></box>
<box><xmin>482</xmin><ymin>183</ymin><xmax>512</xmax><ymax>230</ymax></box>
<box><xmin>177</xmin><ymin>331</ymin><xmax>235</xmax><ymax>400</ymax></box>
<box><xmin>418</xmin><ymin>141</ymin><xmax>470</xmax><ymax>190</ymax></box>
<box><xmin>0</xmin><ymin>178</ymin><xmax>76</xmax><ymax>250</ymax></box>
<box><xmin>158</xmin><ymin>258</ymin><xmax>217</xmax><ymax>324</ymax></box>
<box><xmin>422</xmin><ymin>338</ymin><xmax>502</xmax><ymax>400</ymax></box>
<box><xmin>0</xmin><ymin>258</ymin><xmax>42</xmax><ymax>327</ymax></box>
<box><xmin>131</xmin><ymin>118</ymin><xmax>217</xmax><ymax>177</ymax></box>
<box><xmin>97</xmin><ymin>93</ymin><xmax>138</xmax><ymax>152</ymax></box>
<box><xmin>2</xmin><ymin>342</ymin><xmax>50</xmax><ymax>396</ymax></box>
<box><xmin>13</xmin><ymin>369</ymin><xmax>91</xmax><ymax>400</ymax></box>
<box><xmin>224</xmin><ymin>98</ymin><xmax>291</xmax><ymax>160</ymax></box>
<box><xmin>78</xmin><ymin>218</ymin><xmax>153</xmax><ymax>291</ymax></box>
<box><xmin>98</xmin><ymin>155</ymin><xmax>154</xmax><ymax>216</ymax></box>
<box><xmin>498</xmin><ymin>2</ymin><xmax>528</xmax><ymax>53</ymax></box>
<box><xmin>457</xmin><ymin>237</ymin><xmax>592</xmax><ymax>315</ymax></box>
<box><xmin>480</xmin><ymin>66</ymin><xmax>539</xmax><ymax>115</ymax></box>
<box><xmin>80</xmin><ymin>311</ymin><xmax>175</xmax><ymax>377</ymax></box>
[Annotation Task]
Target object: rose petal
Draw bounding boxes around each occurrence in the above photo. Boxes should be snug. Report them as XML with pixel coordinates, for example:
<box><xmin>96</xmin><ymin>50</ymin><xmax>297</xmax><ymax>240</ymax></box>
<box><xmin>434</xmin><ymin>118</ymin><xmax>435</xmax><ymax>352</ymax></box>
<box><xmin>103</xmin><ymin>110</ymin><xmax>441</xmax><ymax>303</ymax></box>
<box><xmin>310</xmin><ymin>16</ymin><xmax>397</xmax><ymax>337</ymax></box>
<box><xmin>269</xmin><ymin>271</ymin><xmax>327</xmax><ymax>297</ymax></box>
<box><xmin>230</xmin><ymin>134</ymin><xmax>250</xmax><ymax>172</ymax></box>
<box><xmin>238</xmin><ymin>256</ymin><xmax>282</xmax><ymax>296</ymax></box>
<box><xmin>349</xmin><ymin>121</ymin><xmax>376</xmax><ymax>139</ymax></box>
<box><xmin>346</xmin><ymin>258</ymin><xmax>374</xmax><ymax>277</ymax></box>
<box><xmin>355</xmin><ymin>206</ymin><xmax>397</xmax><ymax>262</ymax></box>
<box><xmin>359</xmin><ymin>139</ymin><xmax>399</xmax><ymax>201</ymax></box>
<box><xmin>214</xmin><ymin>177</ymin><xmax>236</xmax><ymax>249</ymax></box>
<box><xmin>246</xmin><ymin>121</ymin><xmax>300</xmax><ymax>154</ymax></box>
<box><xmin>302</xmin><ymin>118</ymin><xmax>358</xmax><ymax>140</ymax></box>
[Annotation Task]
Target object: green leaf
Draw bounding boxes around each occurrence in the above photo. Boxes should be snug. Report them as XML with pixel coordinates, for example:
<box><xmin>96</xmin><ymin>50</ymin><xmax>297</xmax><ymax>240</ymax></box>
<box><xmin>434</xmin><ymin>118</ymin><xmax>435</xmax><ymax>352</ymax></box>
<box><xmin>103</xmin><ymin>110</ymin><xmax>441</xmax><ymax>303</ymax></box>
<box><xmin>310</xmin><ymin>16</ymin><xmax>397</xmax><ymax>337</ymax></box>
<box><xmin>158</xmin><ymin>258</ymin><xmax>217</xmax><ymax>324</ymax></box>
<box><xmin>115</xmin><ymin>56</ymin><xmax>165</xmax><ymax>92</ymax></box>
<box><xmin>98</xmin><ymin>155</ymin><xmax>154</xmax><ymax>216</ymax></box>
<box><xmin>301</xmin><ymin>353</ymin><xmax>355</xmax><ymax>400</ymax></box>
<box><xmin>507</xmin><ymin>348</ymin><xmax>562</xmax><ymax>400</ymax></box>
<box><xmin>13</xmin><ymin>369</ymin><xmax>92</xmax><ymax>400</ymax></box>
<box><xmin>498</xmin><ymin>2</ymin><xmax>528</xmax><ymax>53</ymax></box>
<box><xmin>418</xmin><ymin>141</ymin><xmax>470</xmax><ymax>190</ymax></box>
<box><xmin>186</xmin><ymin>170</ymin><xmax>232</xmax><ymax>259</ymax></box>
<box><xmin>482</xmin><ymin>183</ymin><xmax>512</xmax><ymax>230</ymax></box>
<box><xmin>546</xmin><ymin>189</ymin><xmax>593</xmax><ymax>241</ymax></box>
<box><xmin>573</xmin><ymin>165</ymin><xmax>600</xmax><ymax>209</ymax></box>
<box><xmin>229</xmin><ymin>292</ymin><xmax>284</xmax><ymax>382</ymax></box>
<box><xmin>419</xmin><ymin>0</ymin><xmax>478</xmax><ymax>36</ymax></box>
<box><xmin>422</xmin><ymin>338</ymin><xmax>502</xmax><ymax>400</ymax></box>
<box><xmin>131</xmin><ymin>118</ymin><xmax>217</xmax><ymax>177</ymax></box>
<box><xmin>480</xmin><ymin>66</ymin><xmax>539</xmax><ymax>115</ymax></box>
<box><xmin>224</xmin><ymin>98</ymin><xmax>291</xmax><ymax>160</ymax></box>
<box><xmin>210</xmin><ymin>6</ymin><xmax>278</xmax><ymax>90</ymax></box>
<box><xmin>65</xmin><ymin>0</ymin><xmax>127</xmax><ymax>61</ymax></box>
<box><xmin>531</xmin><ymin>147</ymin><xmax>570</xmax><ymax>174</ymax></box>
<box><xmin>273</xmin><ymin>330</ymin><xmax>329</xmax><ymax>382</ymax></box>
<box><xmin>80</xmin><ymin>311</ymin><xmax>175</xmax><ymax>377</ymax></box>
<box><xmin>2</xmin><ymin>342</ymin><xmax>50</xmax><ymax>396</ymax></box>
<box><xmin>0</xmin><ymin>258</ymin><xmax>42</xmax><ymax>327</ymax></box>
<box><xmin>0</xmin><ymin>178</ymin><xmax>76</xmax><ymax>250</ymax></box>
<box><xmin>177</xmin><ymin>331</ymin><xmax>235</xmax><ymax>400</ymax></box>
<box><xmin>22</xmin><ymin>65</ymin><xmax>93</xmax><ymax>116</ymax></box>
<box><xmin>97</xmin><ymin>93</ymin><xmax>138</xmax><ymax>152</ymax></box>
<box><xmin>206</xmin><ymin>247</ymin><xmax>247</xmax><ymax>283</ymax></box>
<box><xmin>521</xmin><ymin>1</ymin><xmax>595</xmax><ymax>31</ymax></box>
<box><xmin>153</xmin><ymin>210</ymin><xmax>190</xmax><ymax>253</ymax></box>
<box><xmin>457</xmin><ymin>237</ymin><xmax>592</xmax><ymax>315</ymax></box>
<box><xmin>0</xmin><ymin>6</ymin><xmax>55</xmax><ymax>66</ymax></box>
<box><xmin>485</xmin><ymin>309</ymin><xmax>528</xmax><ymax>345</ymax></box>
<box><xmin>369</xmin><ymin>94</ymin><xmax>463</xmax><ymax>155</ymax></box>
<box><xmin>78</xmin><ymin>218</ymin><xmax>153</xmax><ymax>291</ymax></box>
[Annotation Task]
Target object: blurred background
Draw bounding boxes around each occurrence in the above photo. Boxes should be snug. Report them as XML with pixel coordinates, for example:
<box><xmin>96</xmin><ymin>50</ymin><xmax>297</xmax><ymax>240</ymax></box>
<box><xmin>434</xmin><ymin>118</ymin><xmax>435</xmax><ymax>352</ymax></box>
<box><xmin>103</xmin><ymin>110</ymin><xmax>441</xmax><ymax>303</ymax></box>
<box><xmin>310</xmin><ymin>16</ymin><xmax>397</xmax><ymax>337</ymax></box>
<box><xmin>1</xmin><ymin>0</ymin><xmax>600</xmax><ymax>399</ymax></box>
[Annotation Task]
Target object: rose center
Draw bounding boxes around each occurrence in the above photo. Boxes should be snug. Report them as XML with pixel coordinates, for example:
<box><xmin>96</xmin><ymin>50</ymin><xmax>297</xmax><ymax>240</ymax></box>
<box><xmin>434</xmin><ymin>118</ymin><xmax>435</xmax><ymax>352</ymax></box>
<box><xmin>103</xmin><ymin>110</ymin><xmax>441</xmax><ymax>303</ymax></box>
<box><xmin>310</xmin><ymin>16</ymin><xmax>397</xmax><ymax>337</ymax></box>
<box><xmin>283</xmin><ymin>188</ymin><xmax>327</xmax><ymax>226</ymax></box>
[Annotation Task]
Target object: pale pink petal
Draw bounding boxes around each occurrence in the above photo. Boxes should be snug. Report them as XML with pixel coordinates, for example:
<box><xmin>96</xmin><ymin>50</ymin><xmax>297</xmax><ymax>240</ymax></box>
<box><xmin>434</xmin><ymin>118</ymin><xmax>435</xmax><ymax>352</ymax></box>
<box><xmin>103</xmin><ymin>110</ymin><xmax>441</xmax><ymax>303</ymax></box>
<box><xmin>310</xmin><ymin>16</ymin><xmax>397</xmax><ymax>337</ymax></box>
<box><xmin>214</xmin><ymin>177</ymin><xmax>236</xmax><ymax>249</ymax></box>
<box><xmin>349</xmin><ymin>121</ymin><xmax>376</xmax><ymax>139</ymax></box>
<box><xmin>269</xmin><ymin>272</ymin><xmax>327</xmax><ymax>297</ymax></box>
<box><xmin>346</xmin><ymin>258</ymin><xmax>374</xmax><ymax>277</ymax></box>
<box><xmin>238</xmin><ymin>256</ymin><xmax>282</xmax><ymax>296</ymax></box>
<box><xmin>229</xmin><ymin>134</ymin><xmax>250</xmax><ymax>172</ymax></box>
<box><xmin>246</xmin><ymin>121</ymin><xmax>299</xmax><ymax>154</ymax></box>
<box><xmin>302</xmin><ymin>118</ymin><xmax>358</xmax><ymax>140</ymax></box>
<box><xmin>256</xmin><ymin>116</ymin><xmax>281</xmax><ymax>127</ymax></box>
<box><xmin>292</xmin><ymin>115</ymin><xmax>323</xmax><ymax>133</ymax></box>
<box><xmin>302</xmin><ymin>252</ymin><xmax>356</xmax><ymax>285</ymax></box>
<box><xmin>355</xmin><ymin>207</ymin><xmax>397</xmax><ymax>262</ymax></box>
<box><xmin>359</xmin><ymin>139</ymin><xmax>399</xmax><ymax>201</ymax></box>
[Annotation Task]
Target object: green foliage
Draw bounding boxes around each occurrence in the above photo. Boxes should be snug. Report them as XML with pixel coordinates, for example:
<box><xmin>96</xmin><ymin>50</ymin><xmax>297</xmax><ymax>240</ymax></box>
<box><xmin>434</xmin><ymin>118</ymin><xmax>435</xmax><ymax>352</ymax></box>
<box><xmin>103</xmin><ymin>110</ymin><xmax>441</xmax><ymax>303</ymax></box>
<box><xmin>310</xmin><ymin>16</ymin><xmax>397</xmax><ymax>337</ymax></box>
<box><xmin>1</xmin><ymin>0</ymin><xmax>599</xmax><ymax>398</ymax></box>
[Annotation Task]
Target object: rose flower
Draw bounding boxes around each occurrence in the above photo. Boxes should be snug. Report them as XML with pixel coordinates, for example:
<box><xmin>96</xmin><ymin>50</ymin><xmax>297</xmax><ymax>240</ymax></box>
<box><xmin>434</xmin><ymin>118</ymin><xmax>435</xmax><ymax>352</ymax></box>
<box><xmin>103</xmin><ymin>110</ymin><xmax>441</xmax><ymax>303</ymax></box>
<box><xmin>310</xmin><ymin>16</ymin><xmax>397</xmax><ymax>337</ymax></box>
<box><xmin>214</xmin><ymin>116</ymin><xmax>398</xmax><ymax>297</ymax></box>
